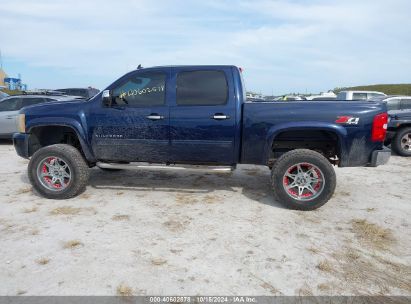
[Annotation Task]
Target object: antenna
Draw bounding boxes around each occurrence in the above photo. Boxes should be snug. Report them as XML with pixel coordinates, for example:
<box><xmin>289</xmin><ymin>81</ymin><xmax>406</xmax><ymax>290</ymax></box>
<box><xmin>137</xmin><ymin>64</ymin><xmax>143</xmax><ymax>69</ymax></box>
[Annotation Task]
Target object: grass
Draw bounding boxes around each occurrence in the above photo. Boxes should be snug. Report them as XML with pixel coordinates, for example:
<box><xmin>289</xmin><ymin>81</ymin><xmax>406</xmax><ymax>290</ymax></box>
<box><xmin>36</xmin><ymin>258</ymin><xmax>50</xmax><ymax>265</ymax></box>
<box><xmin>50</xmin><ymin>206</ymin><xmax>82</xmax><ymax>215</ymax></box>
<box><xmin>151</xmin><ymin>258</ymin><xmax>167</xmax><ymax>266</ymax></box>
<box><xmin>163</xmin><ymin>219</ymin><xmax>185</xmax><ymax>232</ymax></box>
<box><xmin>317</xmin><ymin>283</ymin><xmax>331</xmax><ymax>291</ymax></box>
<box><xmin>116</xmin><ymin>283</ymin><xmax>133</xmax><ymax>296</ymax></box>
<box><xmin>307</xmin><ymin>246</ymin><xmax>320</xmax><ymax>254</ymax></box>
<box><xmin>16</xmin><ymin>187</ymin><xmax>32</xmax><ymax>195</ymax></box>
<box><xmin>351</xmin><ymin>219</ymin><xmax>395</xmax><ymax>250</ymax></box>
<box><xmin>112</xmin><ymin>214</ymin><xmax>130</xmax><ymax>221</ymax></box>
<box><xmin>334</xmin><ymin>83</ymin><xmax>411</xmax><ymax>95</ymax></box>
<box><xmin>175</xmin><ymin>193</ymin><xmax>198</xmax><ymax>204</ymax></box>
<box><xmin>317</xmin><ymin>260</ymin><xmax>333</xmax><ymax>273</ymax></box>
<box><xmin>63</xmin><ymin>240</ymin><xmax>83</xmax><ymax>249</ymax></box>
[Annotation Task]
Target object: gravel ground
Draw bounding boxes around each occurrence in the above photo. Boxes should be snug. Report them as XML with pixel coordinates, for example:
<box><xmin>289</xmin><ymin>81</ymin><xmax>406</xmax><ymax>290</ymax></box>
<box><xmin>0</xmin><ymin>141</ymin><xmax>410</xmax><ymax>296</ymax></box>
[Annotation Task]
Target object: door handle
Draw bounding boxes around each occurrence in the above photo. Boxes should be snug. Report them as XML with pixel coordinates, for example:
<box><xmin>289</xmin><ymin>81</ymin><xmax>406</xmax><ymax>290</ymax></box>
<box><xmin>6</xmin><ymin>116</ymin><xmax>15</xmax><ymax>120</ymax></box>
<box><xmin>146</xmin><ymin>114</ymin><xmax>164</xmax><ymax>120</ymax></box>
<box><xmin>212</xmin><ymin>114</ymin><xmax>230</xmax><ymax>120</ymax></box>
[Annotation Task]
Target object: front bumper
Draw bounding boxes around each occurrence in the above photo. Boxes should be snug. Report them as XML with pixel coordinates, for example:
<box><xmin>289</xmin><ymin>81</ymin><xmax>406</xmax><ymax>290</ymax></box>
<box><xmin>369</xmin><ymin>147</ymin><xmax>391</xmax><ymax>167</ymax></box>
<box><xmin>13</xmin><ymin>133</ymin><xmax>30</xmax><ymax>159</ymax></box>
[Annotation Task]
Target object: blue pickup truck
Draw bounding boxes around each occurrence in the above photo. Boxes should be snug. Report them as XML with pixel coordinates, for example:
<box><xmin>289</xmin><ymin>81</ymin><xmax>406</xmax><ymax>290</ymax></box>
<box><xmin>13</xmin><ymin>65</ymin><xmax>390</xmax><ymax>210</ymax></box>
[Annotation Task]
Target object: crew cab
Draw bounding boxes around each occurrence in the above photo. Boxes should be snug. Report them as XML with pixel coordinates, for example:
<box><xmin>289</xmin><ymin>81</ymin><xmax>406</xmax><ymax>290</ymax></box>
<box><xmin>13</xmin><ymin>65</ymin><xmax>390</xmax><ymax>210</ymax></box>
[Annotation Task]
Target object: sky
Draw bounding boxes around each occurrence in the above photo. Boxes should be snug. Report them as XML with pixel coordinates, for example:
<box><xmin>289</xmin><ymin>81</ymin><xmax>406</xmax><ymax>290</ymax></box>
<box><xmin>1</xmin><ymin>0</ymin><xmax>410</xmax><ymax>95</ymax></box>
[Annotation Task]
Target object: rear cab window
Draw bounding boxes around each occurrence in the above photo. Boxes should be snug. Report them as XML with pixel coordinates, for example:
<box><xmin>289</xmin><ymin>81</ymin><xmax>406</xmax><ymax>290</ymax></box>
<box><xmin>176</xmin><ymin>70</ymin><xmax>228</xmax><ymax>106</ymax></box>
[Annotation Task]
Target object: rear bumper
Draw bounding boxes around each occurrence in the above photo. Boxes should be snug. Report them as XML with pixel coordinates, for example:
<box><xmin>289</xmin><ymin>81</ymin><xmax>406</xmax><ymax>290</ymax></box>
<box><xmin>13</xmin><ymin>133</ymin><xmax>30</xmax><ymax>159</ymax></box>
<box><xmin>369</xmin><ymin>147</ymin><xmax>391</xmax><ymax>167</ymax></box>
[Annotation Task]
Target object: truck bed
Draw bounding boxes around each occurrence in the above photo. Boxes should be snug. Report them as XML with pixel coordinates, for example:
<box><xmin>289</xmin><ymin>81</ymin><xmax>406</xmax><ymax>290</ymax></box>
<box><xmin>241</xmin><ymin>101</ymin><xmax>387</xmax><ymax>166</ymax></box>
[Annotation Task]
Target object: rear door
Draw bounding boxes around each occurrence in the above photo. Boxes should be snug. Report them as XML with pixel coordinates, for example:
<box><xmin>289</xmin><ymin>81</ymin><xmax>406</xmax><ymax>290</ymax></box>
<box><xmin>0</xmin><ymin>97</ymin><xmax>21</xmax><ymax>135</ymax></box>
<box><xmin>169</xmin><ymin>67</ymin><xmax>236</xmax><ymax>165</ymax></box>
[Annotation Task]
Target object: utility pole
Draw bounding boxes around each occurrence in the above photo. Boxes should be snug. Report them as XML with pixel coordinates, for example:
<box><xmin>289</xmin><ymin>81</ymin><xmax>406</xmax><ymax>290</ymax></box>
<box><xmin>0</xmin><ymin>49</ymin><xmax>3</xmax><ymax>69</ymax></box>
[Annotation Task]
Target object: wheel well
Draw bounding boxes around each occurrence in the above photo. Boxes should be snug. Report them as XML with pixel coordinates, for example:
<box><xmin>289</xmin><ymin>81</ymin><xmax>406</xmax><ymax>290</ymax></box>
<box><xmin>269</xmin><ymin>130</ymin><xmax>340</xmax><ymax>165</ymax></box>
<box><xmin>28</xmin><ymin>126</ymin><xmax>84</xmax><ymax>157</ymax></box>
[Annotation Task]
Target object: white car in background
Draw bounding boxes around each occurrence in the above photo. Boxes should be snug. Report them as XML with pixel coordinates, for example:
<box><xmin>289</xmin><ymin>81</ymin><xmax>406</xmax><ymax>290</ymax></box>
<box><xmin>0</xmin><ymin>95</ymin><xmax>76</xmax><ymax>138</ymax></box>
<box><xmin>336</xmin><ymin>90</ymin><xmax>386</xmax><ymax>100</ymax></box>
<box><xmin>0</xmin><ymin>91</ymin><xmax>9</xmax><ymax>101</ymax></box>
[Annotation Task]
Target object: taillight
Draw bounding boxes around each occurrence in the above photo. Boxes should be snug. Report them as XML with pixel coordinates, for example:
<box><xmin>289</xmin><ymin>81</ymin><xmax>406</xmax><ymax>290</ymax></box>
<box><xmin>371</xmin><ymin>113</ymin><xmax>388</xmax><ymax>142</ymax></box>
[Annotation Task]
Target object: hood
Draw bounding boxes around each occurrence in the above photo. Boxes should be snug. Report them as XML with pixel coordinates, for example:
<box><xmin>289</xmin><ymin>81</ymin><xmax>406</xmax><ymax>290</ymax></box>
<box><xmin>20</xmin><ymin>99</ymin><xmax>88</xmax><ymax>115</ymax></box>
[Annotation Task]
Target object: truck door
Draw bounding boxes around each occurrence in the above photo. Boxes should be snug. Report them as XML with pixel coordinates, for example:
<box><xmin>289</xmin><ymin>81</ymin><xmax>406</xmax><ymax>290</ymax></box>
<box><xmin>90</xmin><ymin>69</ymin><xmax>170</xmax><ymax>163</ymax></box>
<box><xmin>169</xmin><ymin>67</ymin><xmax>236</xmax><ymax>165</ymax></box>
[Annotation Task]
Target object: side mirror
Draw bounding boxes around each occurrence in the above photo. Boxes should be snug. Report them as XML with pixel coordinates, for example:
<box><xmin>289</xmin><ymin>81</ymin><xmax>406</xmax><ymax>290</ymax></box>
<box><xmin>102</xmin><ymin>90</ymin><xmax>112</xmax><ymax>107</ymax></box>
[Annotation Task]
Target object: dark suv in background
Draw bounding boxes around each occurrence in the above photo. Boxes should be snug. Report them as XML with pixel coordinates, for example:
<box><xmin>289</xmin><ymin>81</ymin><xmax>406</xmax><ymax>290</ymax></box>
<box><xmin>374</xmin><ymin>95</ymin><xmax>411</xmax><ymax>156</ymax></box>
<box><xmin>55</xmin><ymin>87</ymin><xmax>100</xmax><ymax>99</ymax></box>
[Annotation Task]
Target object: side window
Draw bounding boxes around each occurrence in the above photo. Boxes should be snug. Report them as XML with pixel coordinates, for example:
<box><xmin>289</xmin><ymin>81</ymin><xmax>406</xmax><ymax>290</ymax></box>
<box><xmin>112</xmin><ymin>72</ymin><xmax>166</xmax><ymax>107</ymax></box>
<box><xmin>352</xmin><ymin>93</ymin><xmax>367</xmax><ymax>100</ymax></box>
<box><xmin>21</xmin><ymin>98</ymin><xmax>47</xmax><ymax>108</ymax></box>
<box><xmin>176</xmin><ymin>70</ymin><xmax>228</xmax><ymax>106</ymax></box>
<box><xmin>401</xmin><ymin>98</ymin><xmax>411</xmax><ymax>110</ymax></box>
<box><xmin>367</xmin><ymin>93</ymin><xmax>384</xmax><ymax>100</ymax></box>
<box><xmin>386</xmin><ymin>98</ymin><xmax>401</xmax><ymax>111</ymax></box>
<box><xmin>0</xmin><ymin>98</ymin><xmax>20</xmax><ymax>111</ymax></box>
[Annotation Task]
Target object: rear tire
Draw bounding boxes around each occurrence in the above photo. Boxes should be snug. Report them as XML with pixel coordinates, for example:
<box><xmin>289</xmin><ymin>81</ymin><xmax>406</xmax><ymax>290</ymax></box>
<box><xmin>28</xmin><ymin>144</ymin><xmax>89</xmax><ymax>199</ymax></box>
<box><xmin>392</xmin><ymin>127</ymin><xmax>411</xmax><ymax>156</ymax></box>
<box><xmin>271</xmin><ymin>149</ymin><xmax>336</xmax><ymax>210</ymax></box>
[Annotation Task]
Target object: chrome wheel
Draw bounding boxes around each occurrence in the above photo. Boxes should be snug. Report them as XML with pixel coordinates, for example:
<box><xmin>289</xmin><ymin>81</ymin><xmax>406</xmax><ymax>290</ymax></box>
<box><xmin>36</xmin><ymin>157</ymin><xmax>71</xmax><ymax>191</ymax></box>
<box><xmin>282</xmin><ymin>162</ymin><xmax>325</xmax><ymax>201</ymax></box>
<box><xmin>400</xmin><ymin>132</ymin><xmax>411</xmax><ymax>151</ymax></box>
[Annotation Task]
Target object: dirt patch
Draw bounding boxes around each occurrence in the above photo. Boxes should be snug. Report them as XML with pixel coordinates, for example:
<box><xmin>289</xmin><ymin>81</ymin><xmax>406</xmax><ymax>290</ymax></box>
<box><xmin>351</xmin><ymin>219</ymin><xmax>395</xmax><ymax>250</ymax></box>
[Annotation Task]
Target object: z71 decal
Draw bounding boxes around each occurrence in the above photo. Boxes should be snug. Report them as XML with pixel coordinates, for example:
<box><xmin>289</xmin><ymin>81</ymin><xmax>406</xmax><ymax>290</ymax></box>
<box><xmin>335</xmin><ymin>116</ymin><xmax>360</xmax><ymax>125</ymax></box>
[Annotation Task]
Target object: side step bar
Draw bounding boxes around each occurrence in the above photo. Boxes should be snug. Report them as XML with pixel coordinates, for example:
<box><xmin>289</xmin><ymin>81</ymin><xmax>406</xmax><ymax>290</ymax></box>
<box><xmin>96</xmin><ymin>162</ymin><xmax>235</xmax><ymax>172</ymax></box>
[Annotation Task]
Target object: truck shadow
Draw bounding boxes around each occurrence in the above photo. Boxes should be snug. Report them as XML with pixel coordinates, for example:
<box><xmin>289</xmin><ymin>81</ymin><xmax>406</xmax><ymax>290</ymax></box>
<box><xmin>88</xmin><ymin>166</ymin><xmax>286</xmax><ymax>209</ymax></box>
<box><xmin>0</xmin><ymin>139</ymin><xmax>13</xmax><ymax>145</ymax></box>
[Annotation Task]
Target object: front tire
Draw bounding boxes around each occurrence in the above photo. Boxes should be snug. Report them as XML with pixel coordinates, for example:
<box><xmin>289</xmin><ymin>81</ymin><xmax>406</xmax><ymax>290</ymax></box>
<box><xmin>392</xmin><ymin>127</ymin><xmax>411</xmax><ymax>156</ymax></box>
<box><xmin>28</xmin><ymin>144</ymin><xmax>90</xmax><ymax>199</ymax></box>
<box><xmin>271</xmin><ymin>149</ymin><xmax>336</xmax><ymax>210</ymax></box>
